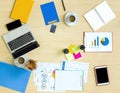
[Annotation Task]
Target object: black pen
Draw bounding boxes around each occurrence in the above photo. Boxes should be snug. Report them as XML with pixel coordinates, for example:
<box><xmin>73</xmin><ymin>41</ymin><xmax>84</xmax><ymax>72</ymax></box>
<box><xmin>61</xmin><ymin>0</ymin><xmax>66</xmax><ymax>11</ymax></box>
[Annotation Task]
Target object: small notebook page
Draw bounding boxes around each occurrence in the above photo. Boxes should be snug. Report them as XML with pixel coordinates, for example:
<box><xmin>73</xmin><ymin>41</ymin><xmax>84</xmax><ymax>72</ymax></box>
<box><xmin>84</xmin><ymin>9</ymin><xmax>104</xmax><ymax>31</ymax></box>
<box><xmin>55</xmin><ymin>70</ymin><xmax>83</xmax><ymax>91</ymax></box>
<box><xmin>84</xmin><ymin>1</ymin><xmax>116</xmax><ymax>31</ymax></box>
<box><xmin>95</xmin><ymin>1</ymin><xmax>116</xmax><ymax>23</ymax></box>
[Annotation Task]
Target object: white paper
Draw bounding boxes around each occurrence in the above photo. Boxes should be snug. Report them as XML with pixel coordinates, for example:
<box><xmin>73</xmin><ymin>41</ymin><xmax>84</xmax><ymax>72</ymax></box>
<box><xmin>61</xmin><ymin>60</ymin><xmax>89</xmax><ymax>83</ymax></box>
<box><xmin>84</xmin><ymin>32</ymin><xmax>112</xmax><ymax>52</ymax></box>
<box><xmin>84</xmin><ymin>9</ymin><xmax>104</xmax><ymax>31</ymax></box>
<box><xmin>95</xmin><ymin>1</ymin><xmax>116</xmax><ymax>23</ymax></box>
<box><xmin>84</xmin><ymin>1</ymin><xmax>116</xmax><ymax>31</ymax></box>
<box><xmin>55</xmin><ymin>70</ymin><xmax>83</xmax><ymax>91</ymax></box>
<box><xmin>34</xmin><ymin>62</ymin><xmax>62</xmax><ymax>92</ymax></box>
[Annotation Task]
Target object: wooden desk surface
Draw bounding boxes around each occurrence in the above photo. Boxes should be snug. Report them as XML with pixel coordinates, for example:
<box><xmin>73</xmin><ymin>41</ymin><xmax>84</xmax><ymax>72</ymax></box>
<box><xmin>0</xmin><ymin>0</ymin><xmax>120</xmax><ymax>93</ymax></box>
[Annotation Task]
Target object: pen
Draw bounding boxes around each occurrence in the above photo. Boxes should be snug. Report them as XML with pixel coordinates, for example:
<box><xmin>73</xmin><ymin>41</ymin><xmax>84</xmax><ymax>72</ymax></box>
<box><xmin>61</xmin><ymin>0</ymin><xmax>66</xmax><ymax>11</ymax></box>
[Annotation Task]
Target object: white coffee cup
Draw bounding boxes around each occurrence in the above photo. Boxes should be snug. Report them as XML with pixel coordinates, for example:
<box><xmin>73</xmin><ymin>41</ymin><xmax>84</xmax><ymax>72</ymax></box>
<box><xmin>64</xmin><ymin>11</ymin><xmax>78</xmax><ymax>26</ymax></box>
<box><xmin>14</xmin><ymin>55</ymin><xmax>28</xmax><ymax>68</ymax></box>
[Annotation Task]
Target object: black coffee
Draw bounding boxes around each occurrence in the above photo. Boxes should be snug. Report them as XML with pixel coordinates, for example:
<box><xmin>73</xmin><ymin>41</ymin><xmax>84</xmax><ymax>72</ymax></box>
<box><xmin>18</xmin><ymin>57</ymin><xmax>25</xmax><ymax>64</ymax></box>
<box><xmin>69</xmin><ymin>15</ymin><xmax>75</xmax><ymax>22</ymax></box>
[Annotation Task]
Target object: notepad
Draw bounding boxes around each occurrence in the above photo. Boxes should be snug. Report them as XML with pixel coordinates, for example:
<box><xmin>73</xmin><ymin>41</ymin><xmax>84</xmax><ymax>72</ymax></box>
<box><xmin>84</xmin><ymin>32</ymin><xmax>112</xmax><ymax>52</ymax></box>
<box><xmin>10</xmin><ymin>0</ymin><xmax>34</xmax><ymax>23</ymax></box>
<box><xmin>55</xmin><ymin>70</ymin><xmax>84</xmax><ymax>91</ymax></box>
<box><xmin>0</xmin><ymin>62</ymin><xmax>31</xmax><ymax>93</ymax></box>
<box><xmin>40</xmin><ymin>2</ymin><xmax>59</xmax><ymax>25</ymax></box>
<box><xmin>84</xmin><ymin>1</ymin><xmax>116</xmax><ymax>31</ymax></box>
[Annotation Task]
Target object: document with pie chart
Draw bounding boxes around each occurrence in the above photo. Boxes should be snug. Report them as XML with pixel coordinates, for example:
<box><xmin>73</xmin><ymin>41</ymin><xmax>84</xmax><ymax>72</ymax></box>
<box><xmin>84</xmin><ymin>32</ymin><xmax>112</xmax><ymax>52</ymax></box>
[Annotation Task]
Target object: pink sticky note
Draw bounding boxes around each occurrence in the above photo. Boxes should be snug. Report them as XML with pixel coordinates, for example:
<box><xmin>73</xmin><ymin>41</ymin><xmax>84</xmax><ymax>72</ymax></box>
<box><xmin>73</xmin><ymin>52</ymin><xmax>82</xmax><ymax>59</ymax></box>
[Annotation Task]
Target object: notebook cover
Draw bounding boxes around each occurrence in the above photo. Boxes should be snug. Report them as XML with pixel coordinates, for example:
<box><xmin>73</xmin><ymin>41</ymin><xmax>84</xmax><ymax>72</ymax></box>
<box><xmin>10</xmin><ymin>0</ymin><xmax>34</xmax><ymax>23</ymax></box>
<box><xmin>40</xmin><ymin>2</ymin><xmax>59</xmax><ymax>25</ymax></box>
<box><xmin>0</xmin><ymin>62</ymin><xmax>31</xmax><ymax>93</ymax></box>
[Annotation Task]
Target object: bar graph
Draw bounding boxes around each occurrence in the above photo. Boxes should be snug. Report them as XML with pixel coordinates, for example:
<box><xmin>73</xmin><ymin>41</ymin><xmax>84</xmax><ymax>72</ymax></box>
<box><xmin>91</xmin><ymin>36</ymin><xmax>99</xmax><ymax>47</ymax></box>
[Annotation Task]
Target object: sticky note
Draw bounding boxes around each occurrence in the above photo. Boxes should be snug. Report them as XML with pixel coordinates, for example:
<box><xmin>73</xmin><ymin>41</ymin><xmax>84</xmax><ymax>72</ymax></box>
<box><xmin>73</xmin><ymin>52</ymin><xmax>82</xmax><ymax>59</ymax></box>
<box><xmin>72</xmin><ymin>45</ymin><xmax>80</xmax><ymax>53</ymax></box>
<box><xmin>65</xmin><ymin>53</ymin><xmax>74</xmax><ymax>61</ymax></box>
<box><xmin>68</xmin><ymin>45</ymin><xmax>74</xmax><ymax>54</ymax></box>
<box><xmin>10</xmin><ymin>0</ymin><xmax>34</xmax><ymax>23</ymax></box>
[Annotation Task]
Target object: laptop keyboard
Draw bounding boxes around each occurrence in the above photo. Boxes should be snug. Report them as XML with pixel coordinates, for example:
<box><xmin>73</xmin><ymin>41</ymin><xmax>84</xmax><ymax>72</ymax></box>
<box><xmin>8</xmin><ymin>32</ymin><xmax>34</xmax><ymax>51</ymax></box>
<box><xmin>12</xmin><ymin>41</ymin><xmax>39</xmax><ymax>58</ymax></box>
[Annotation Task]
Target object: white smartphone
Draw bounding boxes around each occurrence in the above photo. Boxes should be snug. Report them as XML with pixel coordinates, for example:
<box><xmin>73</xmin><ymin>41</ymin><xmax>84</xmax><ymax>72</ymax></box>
<box><xmin>94</xmin><ymin>65</ymin><xmax>110</xmax><ymax>86</ymax></box>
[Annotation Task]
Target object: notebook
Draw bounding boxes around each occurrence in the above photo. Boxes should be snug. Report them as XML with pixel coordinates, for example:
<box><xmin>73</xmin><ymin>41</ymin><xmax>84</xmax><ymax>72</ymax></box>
<box><xmin>84</xmin><ymin>1</ymin><xmax>116</xmax><ymax>31</ymax></box>
<box><xmin>10</xmin><ymin>0</ymin><xmax>34</xmax><ymax>23</ymax></box>
<box><xmin>84</xmin><ymin>32</ymin><xmax>112</xmax><ymax>52</ymax></box>
<box><xmin>0</xmin><ymin>62</ymin><xmax>31</xmax><ymax>93</ymax></box>
<box><xmin>40</xmin><ymin>2</ymin><xmax>59</xmax><ymax>25</ymax></box>
<box><xmin>2</xmin><ymin>24</ymin><xmax>39</xmax><ymax>59</ymax></box>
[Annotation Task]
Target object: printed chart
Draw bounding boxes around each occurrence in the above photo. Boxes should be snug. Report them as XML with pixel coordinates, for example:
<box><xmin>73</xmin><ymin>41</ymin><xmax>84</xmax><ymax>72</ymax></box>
<box><xmin>84</xmin><ymin>32</ymin><xmax>112</xmax><ymax>52</ymax></box>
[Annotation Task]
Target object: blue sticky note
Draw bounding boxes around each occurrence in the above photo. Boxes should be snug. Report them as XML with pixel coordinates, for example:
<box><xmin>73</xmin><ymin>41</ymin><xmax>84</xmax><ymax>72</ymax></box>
<box><xmin>40</xmin><ymin>2</ymin><xmax>59</xmax><ymax>25</ymax></box>
<box><xmin>0</xmin><ymin>62</ymin><xmax>31</xmax><ymax>93</ymax></box>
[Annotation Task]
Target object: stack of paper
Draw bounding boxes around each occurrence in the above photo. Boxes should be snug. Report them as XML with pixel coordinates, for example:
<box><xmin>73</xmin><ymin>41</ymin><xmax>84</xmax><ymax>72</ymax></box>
<box><xmin>33</xmin><ymin>61</ymin><xmax>89</xmax><ymax>92</ymax></box>
<box><xmin>84</xmin><ymin>1</ymin><xmax>116</xmax><ymax>31</ymax></box>
<box><xmin>61</xmin><ymin>60</ymin><xmax>89</xmax><ymax>83</ymax></box>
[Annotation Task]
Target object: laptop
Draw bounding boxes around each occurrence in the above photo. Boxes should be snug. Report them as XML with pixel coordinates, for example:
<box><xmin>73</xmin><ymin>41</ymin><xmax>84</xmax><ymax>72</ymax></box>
<box><xmin>2</xmin><ymin>24</ymin><xmax>39</xmax><ymax>59</ymax></box>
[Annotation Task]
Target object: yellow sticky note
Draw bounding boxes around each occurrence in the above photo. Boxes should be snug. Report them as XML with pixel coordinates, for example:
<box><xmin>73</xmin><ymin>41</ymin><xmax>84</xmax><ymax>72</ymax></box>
<box><xmin>10</xmin><ymin>0</ymin><xmax>34</xmax><ymax>23</ymax></box>
<box><xmin>65</xmin><ymin>53</ymin><xmax>74</xmax><ymax>61</ymax></box>
<box><xmin>68</xmin><ymin>45</ymin><xmax>74</xmax><ymax>54</ymax></box>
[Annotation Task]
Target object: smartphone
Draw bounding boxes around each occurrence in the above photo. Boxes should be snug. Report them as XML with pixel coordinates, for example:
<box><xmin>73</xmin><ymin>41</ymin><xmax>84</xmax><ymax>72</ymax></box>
<box><xmin>94</xmin><ymin>65</ymin><xmax>110</xmax><ymax>86</ymax></box>
<box><xmin>50</xmin><ymin>24</ymin><xmax>57</xmax><ymax>33</ymax></box>
<box><xmin>6</xmin><ymin>19</ymin><xmax>22</xmax><ymax>31</ymax></box>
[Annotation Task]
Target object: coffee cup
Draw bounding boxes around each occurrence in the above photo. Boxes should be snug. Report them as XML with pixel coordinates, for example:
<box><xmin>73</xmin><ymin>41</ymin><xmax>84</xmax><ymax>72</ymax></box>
<box><xmin>64</xmin><ymin>11</ymin><xmax>78</xmax><ymax>26</ymax></box>
<box><xmin>14</xmin><ymin>55</ymin><xmax>28</xmax><ymax>68</ymax></box>
<box><xmin>66</xmin><ymin>15</ymin><xmax>76</xmax><ymax>23</ymax></box>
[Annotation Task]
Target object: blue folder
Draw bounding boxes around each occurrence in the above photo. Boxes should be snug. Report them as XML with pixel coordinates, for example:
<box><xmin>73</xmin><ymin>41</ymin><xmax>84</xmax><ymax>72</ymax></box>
<box><xmin>0</xmin><ymin>62</ymin><xmax>31</xmax><ymax>93</ymax></box>
<box><xmin>40</xmin><ymin>2</ymin><xmax>59</xmax><ymax>25</ymax></box>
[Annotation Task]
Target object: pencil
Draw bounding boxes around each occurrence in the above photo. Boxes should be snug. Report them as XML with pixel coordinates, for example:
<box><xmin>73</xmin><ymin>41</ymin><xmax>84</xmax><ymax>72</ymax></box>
<box><xmin>61</xmin><ymin>0</ymin><xmax>66</xmax><ymax>11</ymax></box>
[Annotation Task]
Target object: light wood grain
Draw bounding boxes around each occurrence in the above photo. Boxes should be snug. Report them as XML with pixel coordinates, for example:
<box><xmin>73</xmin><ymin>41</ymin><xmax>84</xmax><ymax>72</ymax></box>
<box><xmin>0</xmin><ymin>0</ymin><xmax>120</xmax><ymax>93</ymax></box>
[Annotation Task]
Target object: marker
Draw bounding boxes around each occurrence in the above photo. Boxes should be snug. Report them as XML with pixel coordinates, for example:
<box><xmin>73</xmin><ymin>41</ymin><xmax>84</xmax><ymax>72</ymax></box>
<box><xmin>61</xmin><ymin>0</ymin><xmax>66</xmax><ymax>11</ymax></box>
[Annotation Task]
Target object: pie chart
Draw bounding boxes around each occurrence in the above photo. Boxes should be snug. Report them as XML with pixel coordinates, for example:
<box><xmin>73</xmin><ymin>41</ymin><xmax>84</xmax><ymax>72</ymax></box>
<box><xmin>101</xmin><ymin>37</ymin><xmax>109</xmax><ymax>46</ymax></box>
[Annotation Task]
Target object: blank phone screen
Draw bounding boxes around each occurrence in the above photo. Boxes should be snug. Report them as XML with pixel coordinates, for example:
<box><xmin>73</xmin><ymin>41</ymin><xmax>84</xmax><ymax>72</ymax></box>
<box><xmin>96</xmin><ymin>67</ymin><xmax>109</xmax><ymax>83</ymax></box>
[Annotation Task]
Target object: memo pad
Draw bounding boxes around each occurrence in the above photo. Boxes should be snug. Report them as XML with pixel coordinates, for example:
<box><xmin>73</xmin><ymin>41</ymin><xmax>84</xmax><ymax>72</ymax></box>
<box><xmin>40</xmin><ymin>2</ymin><xmax>59</xmax><ymax>25</ymax></box>
<box><xmin>84</xmin><ymin>1</ymin><xmax>116</xmax><ymax>31</ymax></box>
<box><xmin>0</xmin><ymin>62</ymin><xmax>31</xmax><ymax>93</ymax></box>
<box><xmin>10</xmin><ymin>0</ymin><xmax>34</xmax><ymax>23</ymax></box>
